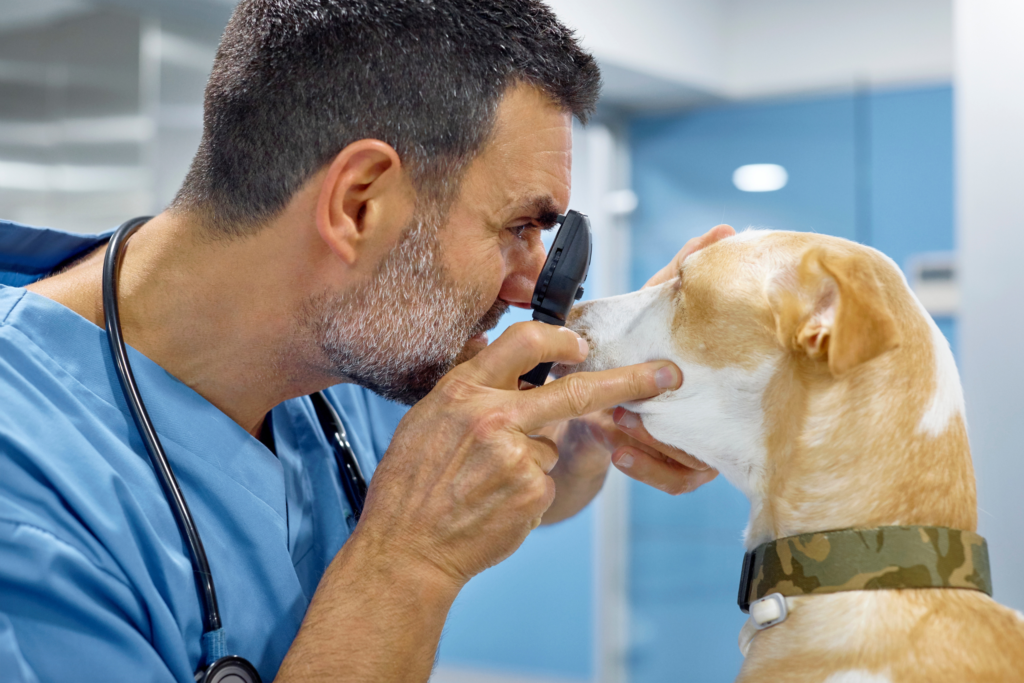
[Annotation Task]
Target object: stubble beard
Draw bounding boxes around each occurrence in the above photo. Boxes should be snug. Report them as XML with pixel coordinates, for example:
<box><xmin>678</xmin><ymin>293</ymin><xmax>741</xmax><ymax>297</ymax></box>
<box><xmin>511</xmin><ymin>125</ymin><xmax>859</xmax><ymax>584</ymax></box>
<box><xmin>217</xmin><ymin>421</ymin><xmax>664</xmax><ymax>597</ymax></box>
<box><xmin>302</xmin><ymin>214</ymin><xmax>509</xmax><ymax>405</ymax></box>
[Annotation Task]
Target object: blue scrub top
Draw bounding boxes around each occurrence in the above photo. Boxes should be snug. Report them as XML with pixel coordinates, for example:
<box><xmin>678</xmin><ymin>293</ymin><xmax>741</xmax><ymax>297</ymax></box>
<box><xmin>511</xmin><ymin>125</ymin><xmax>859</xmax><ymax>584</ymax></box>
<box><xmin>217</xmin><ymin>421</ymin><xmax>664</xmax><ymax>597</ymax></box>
<box><xmin>0</xmin><ymin>220</ymin><xmax>409</xmax><ymax>682</ymax></box>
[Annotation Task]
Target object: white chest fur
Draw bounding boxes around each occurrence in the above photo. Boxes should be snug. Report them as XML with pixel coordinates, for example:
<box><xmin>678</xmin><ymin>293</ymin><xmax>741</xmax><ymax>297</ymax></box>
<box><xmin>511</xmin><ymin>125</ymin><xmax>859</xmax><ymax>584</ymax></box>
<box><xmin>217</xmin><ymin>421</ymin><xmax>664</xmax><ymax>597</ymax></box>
<box><xmin>569</xmin><ymin>281</ymin><xmax>777</xmax><ymax>501</ymax></box>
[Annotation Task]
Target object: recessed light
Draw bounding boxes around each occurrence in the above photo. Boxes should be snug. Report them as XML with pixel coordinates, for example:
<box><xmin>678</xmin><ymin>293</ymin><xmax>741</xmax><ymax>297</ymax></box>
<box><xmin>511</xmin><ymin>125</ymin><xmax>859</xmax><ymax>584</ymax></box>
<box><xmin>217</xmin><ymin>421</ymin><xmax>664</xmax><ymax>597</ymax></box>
<box><xmin>733</xmin><ymin>164</ymin><xmax>788</xmax><ymax>192</ymax></box>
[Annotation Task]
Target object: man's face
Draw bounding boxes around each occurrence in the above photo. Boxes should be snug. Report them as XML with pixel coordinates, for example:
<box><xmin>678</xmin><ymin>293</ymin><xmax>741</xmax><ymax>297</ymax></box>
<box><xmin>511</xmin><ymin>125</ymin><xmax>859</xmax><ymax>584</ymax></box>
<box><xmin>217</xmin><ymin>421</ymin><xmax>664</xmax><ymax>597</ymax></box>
<box><xmin>305</xmin><ymin>84</ymin><xmax>572</xmax><ymax>405</ymax></box>
<box><xmin>437</xmin><ymin>84</ymin><xmax>573</xmax><ymax>357</ymax></box>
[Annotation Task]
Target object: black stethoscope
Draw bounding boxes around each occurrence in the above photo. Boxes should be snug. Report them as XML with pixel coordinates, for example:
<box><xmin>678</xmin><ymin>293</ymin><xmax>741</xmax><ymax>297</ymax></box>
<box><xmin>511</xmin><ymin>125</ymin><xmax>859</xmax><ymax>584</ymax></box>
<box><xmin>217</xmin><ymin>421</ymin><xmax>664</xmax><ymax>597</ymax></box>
<box><xmin>102</xmin><ymin>217</ymin><xmax>368</xmax><ymax>683</ymax></box>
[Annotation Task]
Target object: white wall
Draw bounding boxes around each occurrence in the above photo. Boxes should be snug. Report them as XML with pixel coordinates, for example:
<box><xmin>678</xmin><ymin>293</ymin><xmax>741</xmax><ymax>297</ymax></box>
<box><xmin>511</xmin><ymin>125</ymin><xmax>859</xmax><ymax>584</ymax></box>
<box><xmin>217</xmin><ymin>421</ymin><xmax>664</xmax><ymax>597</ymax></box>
<box><xmin>725</xmin><ymin>0</ymin><xmax>952</xmax><ymax>98</ymax></box>
<box><xmin>547</xmin><ymin>0</ymin><xmax>952</xmax><ymax>108</ymax></box>
<box><xmin>955</xmin><ymin>0</ymin><xmax>1024</xmax><ymax>612</ymax></box>
<box><xmin>545</xmin><ymin>0</ymin><xmax>726</xmax><ymax>93</ymax></box>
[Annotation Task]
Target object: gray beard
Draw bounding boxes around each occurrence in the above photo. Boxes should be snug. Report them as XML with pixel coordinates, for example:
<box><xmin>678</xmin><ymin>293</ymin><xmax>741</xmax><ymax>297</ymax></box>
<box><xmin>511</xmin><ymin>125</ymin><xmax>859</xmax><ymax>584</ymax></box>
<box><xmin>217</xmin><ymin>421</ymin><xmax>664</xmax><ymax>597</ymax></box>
<box><xmin>301</xmin><ymin>216</ymin><xmax>508</xmax><ymax>405</ymax></box>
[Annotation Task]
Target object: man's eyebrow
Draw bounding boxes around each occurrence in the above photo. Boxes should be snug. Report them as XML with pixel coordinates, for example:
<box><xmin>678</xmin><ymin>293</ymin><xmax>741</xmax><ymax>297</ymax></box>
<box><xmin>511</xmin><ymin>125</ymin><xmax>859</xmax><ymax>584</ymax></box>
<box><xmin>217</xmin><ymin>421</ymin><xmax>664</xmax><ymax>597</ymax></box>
<box><xmin>508</xmin><ymin>195</ymin><xmax>562</xmax><ymax>229</ymax></box>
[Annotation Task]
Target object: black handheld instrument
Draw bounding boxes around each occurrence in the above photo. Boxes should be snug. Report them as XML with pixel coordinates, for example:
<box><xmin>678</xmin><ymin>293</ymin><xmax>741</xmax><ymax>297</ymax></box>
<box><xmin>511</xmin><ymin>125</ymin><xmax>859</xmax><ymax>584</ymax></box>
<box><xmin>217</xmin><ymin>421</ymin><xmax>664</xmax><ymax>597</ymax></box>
<box><xmin>519</xmin><ymin>210</ymin><xmax>592</xmax><ymax>387</ymax></box>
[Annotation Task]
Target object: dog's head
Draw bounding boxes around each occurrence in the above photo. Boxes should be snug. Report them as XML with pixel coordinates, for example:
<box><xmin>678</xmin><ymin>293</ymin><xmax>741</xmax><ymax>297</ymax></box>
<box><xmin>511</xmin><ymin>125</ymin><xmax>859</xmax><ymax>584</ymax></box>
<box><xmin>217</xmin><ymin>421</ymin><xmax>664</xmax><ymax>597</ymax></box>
<box><xmin>561</xmin><ymin>230</ymin><xmax>970</xmax><ymax>539</ymax></box>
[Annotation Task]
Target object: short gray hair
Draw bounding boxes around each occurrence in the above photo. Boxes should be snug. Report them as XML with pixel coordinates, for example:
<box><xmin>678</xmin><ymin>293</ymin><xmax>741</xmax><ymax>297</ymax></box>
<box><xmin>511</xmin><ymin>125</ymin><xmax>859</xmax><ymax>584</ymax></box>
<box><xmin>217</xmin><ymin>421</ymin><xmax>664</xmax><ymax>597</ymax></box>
<box><xmin>172</xmin><ymin>0</ymin><xmax>601</xmax><ymax>236</ymax></box>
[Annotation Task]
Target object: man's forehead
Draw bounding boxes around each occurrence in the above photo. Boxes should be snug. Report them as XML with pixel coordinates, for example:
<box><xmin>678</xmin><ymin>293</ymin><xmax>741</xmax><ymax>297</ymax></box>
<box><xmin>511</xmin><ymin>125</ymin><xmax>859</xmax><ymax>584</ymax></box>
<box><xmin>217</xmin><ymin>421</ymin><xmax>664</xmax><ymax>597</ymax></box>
<box><xmin>486</xmin><ymin>85</ymin><xmax>572</xmax><ymax>166</ymax></box>
<box><xmin>455</xmin><ymin>83</ymin><xmax>572</xmax><ymax>223</ymax></box>
<box><xmin>473</xmin><ymin>142</ymin><xmax>572</xmax><ymax>225</ymax></box>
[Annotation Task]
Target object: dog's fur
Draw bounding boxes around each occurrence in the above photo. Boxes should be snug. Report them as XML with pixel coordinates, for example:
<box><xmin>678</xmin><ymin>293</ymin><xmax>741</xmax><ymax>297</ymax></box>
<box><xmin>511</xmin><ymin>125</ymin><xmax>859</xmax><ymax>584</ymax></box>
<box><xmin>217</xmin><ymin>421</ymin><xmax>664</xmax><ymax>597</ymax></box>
<box><xmin>563</xmin><ymin>230</ymin><xmax>1024</xmax><ymax>682</ymax></box>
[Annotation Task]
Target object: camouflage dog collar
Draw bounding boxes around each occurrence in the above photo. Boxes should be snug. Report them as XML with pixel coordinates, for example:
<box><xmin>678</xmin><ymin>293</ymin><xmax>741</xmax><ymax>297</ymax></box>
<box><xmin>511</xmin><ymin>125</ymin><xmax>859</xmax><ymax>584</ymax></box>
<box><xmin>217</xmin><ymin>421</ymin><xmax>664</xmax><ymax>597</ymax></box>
<box><xmin>738</xmin><ymin>526</ymin><xmax>992</xmax><ymax>613</ymax></box>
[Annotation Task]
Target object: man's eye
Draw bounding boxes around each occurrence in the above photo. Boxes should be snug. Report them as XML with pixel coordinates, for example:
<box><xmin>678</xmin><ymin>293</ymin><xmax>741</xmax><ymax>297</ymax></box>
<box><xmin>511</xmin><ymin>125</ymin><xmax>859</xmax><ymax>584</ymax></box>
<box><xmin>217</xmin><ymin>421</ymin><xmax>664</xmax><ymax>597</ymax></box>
<box><xmin>509</xmin><ymin>224</ymin><xmax>530</xmax><ymax>239</ymax></box>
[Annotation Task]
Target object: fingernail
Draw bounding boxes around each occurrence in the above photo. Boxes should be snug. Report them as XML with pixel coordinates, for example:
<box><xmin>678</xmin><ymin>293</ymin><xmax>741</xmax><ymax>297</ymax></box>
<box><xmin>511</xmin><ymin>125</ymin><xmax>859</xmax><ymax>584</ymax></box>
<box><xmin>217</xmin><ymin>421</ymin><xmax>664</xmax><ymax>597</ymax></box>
<box><xmin>655</xmin><ymin>365</ymin><xmax>681</xmax><ymax>390</ymax></box>
<box><xmin>614</xmin><ymin>410</ymin><xmax>639</xmax><ymax>429</ymax></box>
<box><xmin>557</xmin><ymin>327</ymin><xmax>589</xmax><ymax>357</ymax></box>
<box><xmin>577</xmin><ymin>337</ymin><xmax>589</xmax><ymax>356</ymax></box>
<box><xmin>615</xmin><ymin>452</ymin><xmax>634</xmax><ymax>469</ymax></box>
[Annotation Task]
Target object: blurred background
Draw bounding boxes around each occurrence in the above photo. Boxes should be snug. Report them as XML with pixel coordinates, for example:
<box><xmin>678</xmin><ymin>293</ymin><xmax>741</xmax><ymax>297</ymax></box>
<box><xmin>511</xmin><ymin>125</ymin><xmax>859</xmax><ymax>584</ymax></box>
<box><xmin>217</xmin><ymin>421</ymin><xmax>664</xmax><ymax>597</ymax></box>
<box><xmin>1</xmin><ymin>0</ymin><xmax>1021</xmax><ymax>681</ymax></box>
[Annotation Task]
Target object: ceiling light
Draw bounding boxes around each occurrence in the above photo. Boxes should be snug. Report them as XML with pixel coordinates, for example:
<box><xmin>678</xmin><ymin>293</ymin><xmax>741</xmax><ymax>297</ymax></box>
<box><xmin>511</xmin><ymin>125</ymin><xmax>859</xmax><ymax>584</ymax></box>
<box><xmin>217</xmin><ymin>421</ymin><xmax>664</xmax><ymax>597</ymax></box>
<box><xmin>733</xmin><ymin>164</ymin><xmax>788</xmax><ymax>192</ymax></box>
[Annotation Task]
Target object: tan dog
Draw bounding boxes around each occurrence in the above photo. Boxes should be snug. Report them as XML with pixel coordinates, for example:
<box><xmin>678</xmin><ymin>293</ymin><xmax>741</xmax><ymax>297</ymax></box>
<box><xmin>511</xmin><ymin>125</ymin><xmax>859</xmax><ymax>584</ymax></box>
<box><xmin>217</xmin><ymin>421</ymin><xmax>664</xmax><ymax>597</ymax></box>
<box><xmin>562</xmin><ymin>230</ymin><xmax>1024</xmax><ymax>682</ymax></box>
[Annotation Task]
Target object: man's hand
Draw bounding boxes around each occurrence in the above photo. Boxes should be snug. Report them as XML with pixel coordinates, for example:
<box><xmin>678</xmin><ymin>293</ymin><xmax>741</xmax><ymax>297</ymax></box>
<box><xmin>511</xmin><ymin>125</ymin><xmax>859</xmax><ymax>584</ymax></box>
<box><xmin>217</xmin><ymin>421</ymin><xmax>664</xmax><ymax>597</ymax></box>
<box><xmin>543</xmin><ymin>406</ymin><xmax>717</xmax><ymax>516</ymax></box>
<box><xmin>358</xmin><ymin>322</ymin><xmax>681</xmax><ymax>583</ymax></box>
<box><xmin>608</xmin><ymin>407</ymin><xmax>718</xmax><ymax>494</ymax></box>
<box><xmin>278</xmin><ymin>322</ymin><xmax>683</xmax><ymax>682</ymax></box>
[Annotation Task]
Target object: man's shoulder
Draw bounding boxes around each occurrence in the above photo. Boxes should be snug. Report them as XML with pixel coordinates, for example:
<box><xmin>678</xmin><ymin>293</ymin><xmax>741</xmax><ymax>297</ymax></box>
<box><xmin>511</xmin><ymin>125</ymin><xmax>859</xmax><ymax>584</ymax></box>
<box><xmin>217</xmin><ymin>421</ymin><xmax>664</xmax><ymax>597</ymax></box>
<box><xmin>0</xmin><ymin>286</ymin><xmax>117</xmax><ymax>427</ymax></box>
<box><xmin>0</xmin><ymin>287</ymin><xmax>151</xmax><ymax>562</ymax></box>
<box><xmin>0</xmin><ymin>289</ymin><xmax>80</xmax><ymax>422</ymax></box>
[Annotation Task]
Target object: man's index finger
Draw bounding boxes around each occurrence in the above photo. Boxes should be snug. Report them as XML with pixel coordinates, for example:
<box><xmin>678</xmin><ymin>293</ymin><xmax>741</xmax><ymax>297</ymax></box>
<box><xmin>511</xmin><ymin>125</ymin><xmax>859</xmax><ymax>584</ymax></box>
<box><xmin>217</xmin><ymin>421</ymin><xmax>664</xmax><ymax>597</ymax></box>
<box><xmin>511</xmin><ymin>362</ymin><xmax>679</xmax><ymax>433</ymax></box>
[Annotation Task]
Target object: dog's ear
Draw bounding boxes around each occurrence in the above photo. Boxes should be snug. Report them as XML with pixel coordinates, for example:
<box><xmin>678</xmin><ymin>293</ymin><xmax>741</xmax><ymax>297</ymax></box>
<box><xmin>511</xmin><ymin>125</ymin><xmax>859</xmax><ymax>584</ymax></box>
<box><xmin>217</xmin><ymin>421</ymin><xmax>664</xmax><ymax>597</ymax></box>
<box><xmin>768</xmin><ymin>246</ymin><xmax>900</xmax><ymax>376</ymax></box>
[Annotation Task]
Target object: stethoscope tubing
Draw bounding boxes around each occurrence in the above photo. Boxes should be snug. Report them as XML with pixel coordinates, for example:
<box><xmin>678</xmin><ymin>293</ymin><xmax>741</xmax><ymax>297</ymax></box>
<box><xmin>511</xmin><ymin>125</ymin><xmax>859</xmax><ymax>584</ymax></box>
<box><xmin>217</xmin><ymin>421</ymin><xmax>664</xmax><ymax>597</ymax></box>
<box><xmin>310</xmin><ymin>391</ymin><xmax>367</xmax><ymax>520</ymax></box>
<box><xmin>102</xmin><ymin>217</ymin><xmax>223</xmax><ymax>634</ymax></box>
<box><xmin>102</xmin><ymin>217</ymin><xmax>368</xmax><ymax>680</ymax></box>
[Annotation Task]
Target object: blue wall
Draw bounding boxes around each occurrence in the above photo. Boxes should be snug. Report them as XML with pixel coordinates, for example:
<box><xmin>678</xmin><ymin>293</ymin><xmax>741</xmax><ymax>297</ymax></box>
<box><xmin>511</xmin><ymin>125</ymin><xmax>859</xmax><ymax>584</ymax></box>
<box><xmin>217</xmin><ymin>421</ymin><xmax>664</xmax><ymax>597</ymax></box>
<box><xmin>627</xmin><ymin>85</ymin><xmax>954</xmax><ymax>682</ymax></box>
<box><xmin>631</xmin><ymin>95</ymin><xmax>858</xmax><ymax>288</ymax></box>
<box><xmin>439</xmin><ymin>504</ymin><xmax>595</xmax><ymax>680</ymax></box>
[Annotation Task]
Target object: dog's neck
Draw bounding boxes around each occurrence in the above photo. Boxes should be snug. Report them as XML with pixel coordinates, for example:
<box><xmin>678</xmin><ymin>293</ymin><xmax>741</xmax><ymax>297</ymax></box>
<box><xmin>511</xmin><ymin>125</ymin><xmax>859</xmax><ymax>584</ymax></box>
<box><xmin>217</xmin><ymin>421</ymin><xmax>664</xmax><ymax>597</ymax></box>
<box><xmin>742</xmin><ymin>311</ymin><xmax>976</xmax><ymax>550</ymax></box>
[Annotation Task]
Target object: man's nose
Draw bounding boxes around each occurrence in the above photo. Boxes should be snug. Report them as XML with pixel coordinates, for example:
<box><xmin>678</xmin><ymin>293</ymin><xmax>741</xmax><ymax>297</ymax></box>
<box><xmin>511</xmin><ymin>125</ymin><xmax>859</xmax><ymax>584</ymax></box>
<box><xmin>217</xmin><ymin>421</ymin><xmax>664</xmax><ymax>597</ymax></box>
<box><xmin>498</xmin><ymin>239</ymin><xmax>547</xmax><ymax>309</ymax></box>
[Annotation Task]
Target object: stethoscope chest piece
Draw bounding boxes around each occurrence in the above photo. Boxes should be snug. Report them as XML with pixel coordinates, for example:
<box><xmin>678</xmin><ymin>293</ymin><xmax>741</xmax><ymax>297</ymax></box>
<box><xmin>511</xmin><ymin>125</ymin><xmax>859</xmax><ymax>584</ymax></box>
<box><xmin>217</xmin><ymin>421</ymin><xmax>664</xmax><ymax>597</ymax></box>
<box><xmin>197</xmin><ymin>655</ymin><xmax>262</xmax><ymax>683</ymax></box>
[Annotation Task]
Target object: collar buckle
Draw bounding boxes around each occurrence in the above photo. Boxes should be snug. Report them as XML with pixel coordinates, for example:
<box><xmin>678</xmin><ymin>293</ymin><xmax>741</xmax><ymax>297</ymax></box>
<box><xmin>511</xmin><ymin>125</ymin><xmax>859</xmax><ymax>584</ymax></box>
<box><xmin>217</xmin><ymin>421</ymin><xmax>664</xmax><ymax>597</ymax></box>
<box><xmin>737</xmin><ymin>550</ymin><xmax>755</xmax><ymax>613</ymax></box>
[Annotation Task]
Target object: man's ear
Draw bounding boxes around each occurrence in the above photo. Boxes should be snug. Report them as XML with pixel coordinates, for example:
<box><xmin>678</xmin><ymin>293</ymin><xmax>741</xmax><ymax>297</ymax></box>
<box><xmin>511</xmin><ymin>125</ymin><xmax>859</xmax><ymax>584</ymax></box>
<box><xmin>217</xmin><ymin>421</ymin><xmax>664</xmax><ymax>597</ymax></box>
<box><xmin>315</xmin><ymin>139</ymin><xmax>414</xmax><ymax>265</ymax></box>
<box><xmin>768</xmin><ymin>246</ymin><xmax>900</xmax><ymax>377</ymax></box>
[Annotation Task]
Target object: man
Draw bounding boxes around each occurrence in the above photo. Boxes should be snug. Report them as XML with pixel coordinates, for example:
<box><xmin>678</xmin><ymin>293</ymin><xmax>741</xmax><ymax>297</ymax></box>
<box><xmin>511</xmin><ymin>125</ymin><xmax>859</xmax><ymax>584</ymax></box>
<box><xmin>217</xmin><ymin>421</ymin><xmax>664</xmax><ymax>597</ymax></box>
<box><xmin>0</xmin><ymin>1</ymin><xmax>731</xmax><ymax>681</ymax></box>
